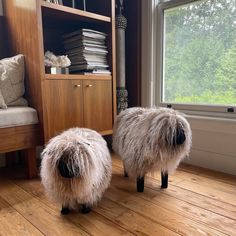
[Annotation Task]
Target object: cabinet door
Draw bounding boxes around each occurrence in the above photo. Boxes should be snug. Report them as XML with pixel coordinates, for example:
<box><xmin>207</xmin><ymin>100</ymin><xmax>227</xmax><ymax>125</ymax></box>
<box><xmin>43</xmin><ymin>80</ymin><xmax>83</xmax><ymax>141</ymax></box>
<box><xmin>83</xmin><ymin>80</ymin><xmax>113</xmax><ymax>132</ymax></box>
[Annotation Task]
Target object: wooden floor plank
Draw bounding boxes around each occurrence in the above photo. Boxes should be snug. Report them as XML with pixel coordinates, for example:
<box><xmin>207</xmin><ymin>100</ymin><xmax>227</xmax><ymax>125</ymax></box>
<box><xmin>111</xmin><ymin>169</ymin><xmax>236</xmax><ymax>235</ymax></box>
<box><xmin>105</xmin><ymin>177</ymin><xmax>227</xmax><ymax>236</ymax></box>
<box><xmin>0</xmin><ymin>180</ymin><xmax>89</xmax><ymax>236</ymax></box>
<box><xmin>14</xmin><ymin>178</ymin><xmax>178</xmax><ymax>236</ymax></box>
<box><xmin>0</xmin><ymin>154</ymin><xmax>235</xmax><ymax>236</ymax></box>
<box><xmin>178</xmin><ymin>163</ymin><xmax>204</xmax><ymax>174</ymax></box>
<box><xmin>175</xmin><ymin>180</ymin><xmax>236</xmax><ymax>206</ymax></box>
<box><xmin>180</xmin><ymin>163</ymin><xmax>236</xmax><ymax>186</ymax></box>
<box><xmin>12</xmin><ymin>179</ymin><xmax>136</xmax><ymax>236</ymax></box>
<box><xmin>113</xmin><ymin>155</ymin><xmax>236</xmax><ymax>192</ymax></box>
<box><xmin>16</xmin><ymin>175</ymin><xmax>223</xmax><ymax>236</ymax></box>
<box><xmin>148</xmin><ymin>177</ymin><xmax>236</xmax><ymax>220</ymax></box>
<box><xmin>66</xmin><ymin>211</ymin><xmax>134</xmax><ymax>236</ymax></box>
<box><xmin>113</xmin><ymin>156</ymin><xmax>236</xmax><ymax>221</ymax></box>
<box><xmin>98</xmin><ymin>197</ymin><xmax>180</xmax><ymax>236</ymax></box>
<box><xmin>0</xmin><ymin>196</ymin><xmax>44</xmax><ymax>236</ymax></box>
<box><xmin>171</xmin><ymin>169</ymin><xmax>236</xmax><ymax>196</ymax></box>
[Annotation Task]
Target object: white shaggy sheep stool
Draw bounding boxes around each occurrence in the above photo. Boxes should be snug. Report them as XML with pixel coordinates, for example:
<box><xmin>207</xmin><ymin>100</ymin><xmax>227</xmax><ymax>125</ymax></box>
<box><xmin>40</xmin><ymin>128</ymin><xmax>112</xmax><ymax>215</ymax></box>
<box><xmin>112</xmin><ymin>107</ymin><xmax>192</xmax><ymax>192</ymax></box>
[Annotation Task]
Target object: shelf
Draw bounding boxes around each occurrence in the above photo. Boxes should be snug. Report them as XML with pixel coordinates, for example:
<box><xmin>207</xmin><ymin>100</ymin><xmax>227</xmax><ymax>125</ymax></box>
<box><xmin>100</xmin><ymin>130</ymin><xmax>113</xmax><ymax>136</ymax></box>
<box><xmin>45</xmin><ymin>73</ymin><xmax>112</xmax><ymax>80</ymax></box>
<box><xmin>41</xmin><ymin>1</ymin><xmax>111</xmax><ymax>23</ymax></box>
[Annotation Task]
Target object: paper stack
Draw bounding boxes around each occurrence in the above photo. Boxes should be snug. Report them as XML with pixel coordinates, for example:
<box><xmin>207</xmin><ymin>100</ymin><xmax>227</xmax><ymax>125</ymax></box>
<box><xmin>63</xmin><ymin>29</ymin><xmax>111</xmax><ymax>75</ymax></box>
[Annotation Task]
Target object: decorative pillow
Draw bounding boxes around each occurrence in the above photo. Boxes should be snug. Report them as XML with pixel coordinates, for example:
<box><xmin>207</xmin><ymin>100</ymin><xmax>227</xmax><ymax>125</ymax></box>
<box><xmin>8</xmin><ymin>97</ymin><xmax>28</xmax><ymax>106</ymax></box>
<box><xmin>0</xmin><ymin>89</ymin><xmax>7</xmax><ymax>109</ymax></box>
<box><xmin>0</xmin><ymin>54</ymin><xmax>27</xmax><ymax>108</ymax></box>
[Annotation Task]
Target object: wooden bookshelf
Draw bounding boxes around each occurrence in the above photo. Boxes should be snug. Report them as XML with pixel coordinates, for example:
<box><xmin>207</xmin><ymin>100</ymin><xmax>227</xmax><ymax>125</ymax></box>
<box><xmin>3</xmin><ymin>0</ymin><xmax>116</xmax><ymax>142</ymax></box>
<box><xmin>45</xmin><ymin>73</ymin><xmax>112</xmax><ymax>80</ymax></box>
<box><xmin>41</xmin><ymin>1</ymin><xmax>111</xmax><ymax>23</ymax></box>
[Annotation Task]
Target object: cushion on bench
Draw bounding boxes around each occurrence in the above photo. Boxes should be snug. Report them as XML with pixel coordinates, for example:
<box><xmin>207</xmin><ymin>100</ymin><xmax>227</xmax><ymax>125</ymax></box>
<box><xmin>0</xmin><ymin>54</ymin><xmax>28</xmax><ymax>109</ymax></box>
<box><xmin>0</xmin><ymin>107</ymin><xmax>38</xmax><ymax>128</ymax></box>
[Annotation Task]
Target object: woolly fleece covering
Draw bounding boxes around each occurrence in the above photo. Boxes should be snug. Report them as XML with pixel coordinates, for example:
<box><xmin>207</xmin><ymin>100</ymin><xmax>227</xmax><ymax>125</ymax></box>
<box><xmin>40</xmin><ymin>128</ymin><xmax>112</xmax><ymax>209</ymax></box>
<box><xmin>112</xmin><ymin>107</ymin><xmax>192</xmax><ymax>177</ymax></box>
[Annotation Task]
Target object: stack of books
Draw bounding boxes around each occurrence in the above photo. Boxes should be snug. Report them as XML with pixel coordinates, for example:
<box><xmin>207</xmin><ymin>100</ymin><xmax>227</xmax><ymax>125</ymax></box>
<box><xmin>63</xmin><ymin>29</ymin><xmax>110</xmax><ymax>75</ymax></box>
<box><xmin>44</xmin><ymin>0</ymin><xmax>63</xmax><ymax>4</ymax></box>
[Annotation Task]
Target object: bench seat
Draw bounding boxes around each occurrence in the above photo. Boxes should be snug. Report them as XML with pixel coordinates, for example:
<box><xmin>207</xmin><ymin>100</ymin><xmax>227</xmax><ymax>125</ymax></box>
<box><xmin>0</xmin><ymin>107</ymin><xmax>38</xmax><ymax>128</ymax></box>
<box><xmin>0</xmin><ymin>107</ymin><xmax>39</xmax><ymax>178</ymax></box>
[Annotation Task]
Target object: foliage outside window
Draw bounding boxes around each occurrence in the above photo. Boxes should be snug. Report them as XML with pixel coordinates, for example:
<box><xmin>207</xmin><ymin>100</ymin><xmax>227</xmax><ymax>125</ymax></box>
<box><xmin>161</xmin><ymin>0</ymin><xmax>236</xmax><ymax>107</ymax></box>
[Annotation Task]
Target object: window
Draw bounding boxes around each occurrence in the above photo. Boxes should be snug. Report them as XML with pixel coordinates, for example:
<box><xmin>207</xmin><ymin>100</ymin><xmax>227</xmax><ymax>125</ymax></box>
<box><xmin>157</xmin><ymin>0</ymin><xmax>236</xmax><ymax>114</ymax></box>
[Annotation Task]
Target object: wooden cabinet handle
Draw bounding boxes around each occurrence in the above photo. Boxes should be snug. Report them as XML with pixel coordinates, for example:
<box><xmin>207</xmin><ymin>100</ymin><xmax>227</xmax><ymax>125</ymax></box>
<box><xmin>86</xmin><ymin>84</ymin><xmax>93</xmax><ymax>87</ymax></box>
<box><xmin>74</xmin><ymin>84</ymin><xmax>81</xmax><ymax>88</ymax></box>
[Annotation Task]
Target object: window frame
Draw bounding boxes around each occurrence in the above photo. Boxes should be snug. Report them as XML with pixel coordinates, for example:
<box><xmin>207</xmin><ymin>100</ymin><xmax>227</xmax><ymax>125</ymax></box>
<box><xmin>156</xmin><ymin>0</ymin><xmax>236</xmax><ymax>117</ymax></box>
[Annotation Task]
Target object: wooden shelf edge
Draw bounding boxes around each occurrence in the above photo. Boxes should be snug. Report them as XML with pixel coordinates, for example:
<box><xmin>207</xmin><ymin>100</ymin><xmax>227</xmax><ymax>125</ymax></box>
<box><xmin>45</xmin><ymin>73</ymin><xmax>112</xmax><ymax>80</ymax></box>
<box><xmin>41</xmin><ymin>1</ymin><xmax>111</xmax><ymax>23</ymax></box>
<box><xmin>100</xmin><ymin>130</ymin><xmax>113</xmax><ymax>136</ymax></box>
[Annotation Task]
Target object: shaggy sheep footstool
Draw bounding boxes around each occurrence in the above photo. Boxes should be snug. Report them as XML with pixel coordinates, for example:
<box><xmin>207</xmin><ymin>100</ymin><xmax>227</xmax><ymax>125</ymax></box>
<box><xmin>112</xmin><ymin>107</ymin><xmax>192</xmax><ymax>192</ymax></box>
<box><xmin>40</xmin><ymin>128</ymin><xmax>112</xmax><ymax>215</ymax></box>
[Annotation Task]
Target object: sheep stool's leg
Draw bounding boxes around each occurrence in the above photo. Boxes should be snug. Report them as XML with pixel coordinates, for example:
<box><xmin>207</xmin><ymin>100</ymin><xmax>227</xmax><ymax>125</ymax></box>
<box><xmin>81</xmin><ymin>204</ymin><xmax>91</xmax><ymax>214</ymax></box>
<box><xmin>61</xmin><ymin>206</ymin><xmax>70</xmax><ymax>215</ymax></box>
<box><xmin>161</xmin><ymin>172</ymin><xmax>168</xmax><ymax>188</ymax></box>
<box><xmin>123</xmin><ymin>163</ymin><xmax>128</xmax><ymax>177</ymax></box>
<box><xmin>137</xmin><ymin>176</ymin><xmax>145</xmax><ymax>192</ymax></box>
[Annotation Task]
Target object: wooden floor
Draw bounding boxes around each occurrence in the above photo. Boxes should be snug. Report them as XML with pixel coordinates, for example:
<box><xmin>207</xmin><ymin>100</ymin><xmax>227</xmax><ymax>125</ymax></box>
<box><xmin>0</xmin><ymin>155</ymin><xmax>236</xmax><ymax>236</ymax></box>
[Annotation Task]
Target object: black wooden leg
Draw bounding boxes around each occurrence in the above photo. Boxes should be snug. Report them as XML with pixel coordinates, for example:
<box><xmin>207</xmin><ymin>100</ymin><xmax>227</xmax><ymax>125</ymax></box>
<box><xmin>161</xmin><ymin>172</ymin><xmax>168</xmax><ymax>188</ymax></box>
<box><xmin>137</xmin><ymin>176</ymin><xmax>145</xmax><ymax>192</ymax></box>
<box><xmin>61</xmin><ymin>206</ymin><xmax>70</xmax><ymax>215</ymax></box>
<box><xmin>80</xmin><ymin>204</ymin><xmax>91</xmax><ymax>214</ymax></box>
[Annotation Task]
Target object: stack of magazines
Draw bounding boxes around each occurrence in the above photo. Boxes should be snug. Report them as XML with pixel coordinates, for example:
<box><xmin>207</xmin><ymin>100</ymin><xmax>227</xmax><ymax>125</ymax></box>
<box><xmin>63</xmin><ymin>29</ymin><xmax>110</xmax><ymax>75</ymax></box>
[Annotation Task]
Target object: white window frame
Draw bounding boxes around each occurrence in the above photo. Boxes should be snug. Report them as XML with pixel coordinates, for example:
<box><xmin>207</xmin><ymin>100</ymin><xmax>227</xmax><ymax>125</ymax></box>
<box><xmin>142</xmin><ymin>0</ymin><xmax>236</xmax><ymax>118</ymax></box>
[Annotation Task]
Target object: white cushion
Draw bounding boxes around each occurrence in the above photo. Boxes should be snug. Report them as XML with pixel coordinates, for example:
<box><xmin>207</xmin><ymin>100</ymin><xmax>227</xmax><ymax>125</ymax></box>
<box><xmin>0</xmin><ymin>89</ymin><xmax>7</xmax><ymax>109</ymax></box>
<box><xmin>0</xmin><ymin>54</ymin><xmax>28</xmax><ymax>108</ymax></box>
<box><xmin>0</xmin><ymin>107</ymin><xmax>39</xmax><ymax>128</ymax></box>
<box><xmin>8</xmin><ymin>97</ymin><xmax>28</xmax><ymax>106</ymax></box>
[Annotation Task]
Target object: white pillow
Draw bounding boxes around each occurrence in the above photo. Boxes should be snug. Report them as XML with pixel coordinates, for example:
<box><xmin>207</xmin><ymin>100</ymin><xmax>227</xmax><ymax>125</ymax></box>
<box><xmin>0</xmin><ymin>89</ymin><xmax>7</xmax><ymax>109</ymax></box>
<box><xmin>0</xmin><ymin>54</ymin><xmax>28</xmax><ymax>108</ymax></box>
<box><xmin>8</xmin><ymin>97</ymin><xmax>28</xmax><ymax>106</ymax></box>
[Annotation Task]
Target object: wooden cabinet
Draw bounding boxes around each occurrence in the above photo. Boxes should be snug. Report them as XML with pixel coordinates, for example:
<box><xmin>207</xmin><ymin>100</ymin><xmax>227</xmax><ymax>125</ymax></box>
<box><xmin>83</xmin><ymin>79</ymin><xmax>113</xmax><ymax>132</ymax></box>
<box><xmin>3</xmin><ymin>0</ymin><xmax>116</xmax><ymax>143</ymax></box>
<box><xmin>43</xmin><ymin>78</ymin><xmax>112</xmax><ymax>140</ymax></box>
<box><xmin>43</xmin><ymin>79</ymin><xmax>84</xmax><ymax>140</ymax></box>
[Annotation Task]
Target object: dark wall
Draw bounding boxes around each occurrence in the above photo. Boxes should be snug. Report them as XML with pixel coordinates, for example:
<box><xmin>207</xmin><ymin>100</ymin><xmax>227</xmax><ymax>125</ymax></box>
<box><xmin>123</xmin><ymin>0</ymin><xmax>142</xmax><ymax>107</ymax></box>
<box><xmin>0</xmin><ymin>16</ymin><xmax>7</xmax><ymax>59</ymax></box>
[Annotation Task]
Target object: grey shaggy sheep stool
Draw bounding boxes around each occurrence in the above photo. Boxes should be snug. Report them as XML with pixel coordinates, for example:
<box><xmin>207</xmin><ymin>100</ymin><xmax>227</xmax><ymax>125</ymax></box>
<box><xmin>40</xmin><ymin>128</ymin><xmax>112</xmax><ymax>215</ymax></box>
<box><xmin>112</xmin><ymin>107</ymin><xmax>192</xmax><ymax>192</ymax></box>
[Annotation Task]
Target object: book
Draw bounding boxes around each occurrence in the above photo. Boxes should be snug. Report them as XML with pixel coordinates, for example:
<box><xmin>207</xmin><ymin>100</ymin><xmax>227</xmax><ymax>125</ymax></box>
<box><xmin>73</xmin><ymin>69</ymin><xmax>111</xmax><ymax>75</ymax></box>
<box><xmin>90</xmin><ymin>69</ymin><xmax>111</xmax><ymax>75</ymax></box>
<box><xmin>68</xmin><ymin>53</ymin><xmax>107</xmax><ymax>59</ymax></box>
<box><xmin>69</xmin><ymin>60</ymin><xmax>107</xmax><ymax>66</ymax></box>
<box><xmin>66</xmin><ymin>47</ymin><xmax>108</xmax><ymax>55</ymax></box>
<box><xmin>63</xmin><ymin>32</ymin><xmax>106</xmax><ymax>42</ymax></box>
<box><xmin>67</xmin><ymin>50</ymin><xmax>107</xmax><ymax>57</ymax></box>
<box><xmin>83</xmin><ymin>72</ymin><xmax>111</xmax><ymax>75</ymax></box>
<box><xmin>70</xmin><ymin>67</ymin><xmax>110</xmax><ymax>73</ymax></box>
<box><xmin>64</xmin><ymin>35</ymin><xmax>106</xmax><ymax>44</ymax></box>
<box><xmin>70</xmin><ymin>61</ymin><xmax>109</xmax><ymax>66</ymax></box>
<box><xmin>64</xmin><ymin>42</ymin><xmax>107</xmax><ymax>50</ymax></box>
<box><xmin>69</xmin><ymin>59</ymin><xmax>107</xmax><ymax>66</ymax></box>
<box><xmin>69</xmin><ymin>64</ymin><xmax>109</xmax><ymax>70</ymax></box>
<box><xmin>63</xmin><ymin>28</ymin><xmax>107</xmax><ymax>39</ymax></box>
<box><xmin>68</xmin><ymin>54</ymin><xmax>107</xmax><ymax>60</ymax></box>
<box><xmin>64</xmin><ymin>28</ymin><xmax>110</xmax><ymax>74</ymax></box>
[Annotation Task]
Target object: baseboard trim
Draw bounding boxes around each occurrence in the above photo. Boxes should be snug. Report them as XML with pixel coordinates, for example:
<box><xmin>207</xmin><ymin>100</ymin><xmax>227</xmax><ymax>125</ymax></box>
<box><xmin>185</xmin><ymin>148</ymin><xmax>236</xmax><ymax>175</ymax></box>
